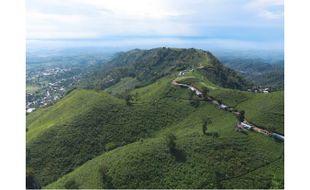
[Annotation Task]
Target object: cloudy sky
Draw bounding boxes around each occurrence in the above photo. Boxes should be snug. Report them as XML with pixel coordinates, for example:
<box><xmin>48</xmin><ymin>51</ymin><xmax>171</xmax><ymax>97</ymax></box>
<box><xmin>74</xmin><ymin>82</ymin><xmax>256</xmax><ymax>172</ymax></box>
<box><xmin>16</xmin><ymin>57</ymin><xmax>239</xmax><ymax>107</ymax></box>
<box><xmin>27</xmin><ymin>0</ymin><xmax>284</xmax><ymax>50</ymax></box>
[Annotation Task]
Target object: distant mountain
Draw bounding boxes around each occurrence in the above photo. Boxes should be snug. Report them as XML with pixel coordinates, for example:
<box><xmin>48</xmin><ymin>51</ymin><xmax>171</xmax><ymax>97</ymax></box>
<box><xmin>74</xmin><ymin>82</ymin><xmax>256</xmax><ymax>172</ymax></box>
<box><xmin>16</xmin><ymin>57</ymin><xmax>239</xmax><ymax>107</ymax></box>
<box><xmin>219</xmin><ymin>57</ymin><xmax>284</xmax><ymax>90</ymax></box>
<box><xmin>79</xmin><ymin>47</ymin><xmax>251</xmax><ymax>91</ymax></box>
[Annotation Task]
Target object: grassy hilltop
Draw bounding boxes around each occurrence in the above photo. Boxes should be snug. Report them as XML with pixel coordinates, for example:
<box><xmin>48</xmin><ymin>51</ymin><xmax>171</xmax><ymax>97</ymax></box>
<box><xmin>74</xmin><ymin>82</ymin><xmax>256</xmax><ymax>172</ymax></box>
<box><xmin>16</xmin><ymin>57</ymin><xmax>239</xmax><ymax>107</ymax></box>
<box><xmin>26</xmin><ymin>48</ymin><xmax>284</xmax><ymax>189</ymax></box>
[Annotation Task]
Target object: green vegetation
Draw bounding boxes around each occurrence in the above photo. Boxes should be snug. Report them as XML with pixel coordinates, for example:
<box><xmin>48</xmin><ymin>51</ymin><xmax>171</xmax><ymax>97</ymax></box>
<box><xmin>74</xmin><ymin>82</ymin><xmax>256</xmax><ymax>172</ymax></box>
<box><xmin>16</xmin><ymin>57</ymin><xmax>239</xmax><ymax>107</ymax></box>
<box><xmin>64</xmin><ymin>179</ymin><xmax>79</xmax><ymax>189</ymax></box>
<box><xmin>175</xmin><ymin>69</ymin><xmax>284</xmax><ymax>133</ymax></box>
<box><xmin>236</xmin><ymin>91</ymin><xmax>284</xmax><ymax>133</ymax></box>
<box><xmin>45</xmin><ymin>99</ymin><xmax>283</xmax><ymax>189</ymax></box>
<box><xmin>105</xmin><ymin>77</ymin><xmax>140</xmax><ymax>96</ymax></box>
<box><xmin>207</xmin><ymin>88</ymin><xmax>284</xmax><ymax>133</ymax></box>
<box><xmin>202</xmin><ymin>118</ymin><xmax>212</xmax><ymax>135</ymax></box>
<box><xmin>26</xmin><ymin>168</ymin><xmax>41</xmax><ymax>189</ymax></box>
<box><xmin>80</xmin><ymin>47</ymin><xmax>250</xmax><ymax>91</ymax></box>
<box><xmin>26</xmin><ymin>85</ymin><xmax>40</xmax><ymax>93</ymax></box>
<box><xmin>27</xmin><ymin>48</ymin><xmax>284</xmax><ymax>189</ymax></box>
<box><xmin>166</xmin><ymin>133</ymin><xmax>177</xmax><ymax>153</ymax></box>
<box><xmin>26</xmin><ymin>90</ymin><xmax>121</xmax><ymax>143</ymax></box>
<box><xmin>221</xmin><ymin>58</ymin><xmax>284</xmax><ymax>90</ymax></box>
<box><xmin>238</xmin><ymin>110</ymin><xmax>245</xmax><ymax>122</ymax></box>
<box><xmin>26</xmin><ymin>85</ymin><xmax>198</xmax><ymax>186</ymax></box>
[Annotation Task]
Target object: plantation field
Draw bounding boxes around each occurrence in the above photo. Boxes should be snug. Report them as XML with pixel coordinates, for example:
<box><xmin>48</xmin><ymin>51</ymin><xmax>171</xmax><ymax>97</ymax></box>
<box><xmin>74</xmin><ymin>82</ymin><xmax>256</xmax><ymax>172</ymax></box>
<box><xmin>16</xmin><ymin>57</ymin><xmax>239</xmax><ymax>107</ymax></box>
<box><xmin>236</xmin><ymin>91</ymin><xmax>284</xmax><ymax>134</ymax></box>
<box><xmin>46</xmin><ymin>97</ymin><xmax>283</xmax><ymax>189</ymax></box>
<box><xmin>105</xmin><ymin>77</ymin><xmax>140</xmax><ymax>95</ymax></box>
<box><xmin>27</xmin><ymin>83</ymin><xmax>199</xmax><ymax>186</ymax></box>
<box><xmin>26</xmin><ymin>90</ymin><xmax>123</xmax><ymax>143</ymax></box>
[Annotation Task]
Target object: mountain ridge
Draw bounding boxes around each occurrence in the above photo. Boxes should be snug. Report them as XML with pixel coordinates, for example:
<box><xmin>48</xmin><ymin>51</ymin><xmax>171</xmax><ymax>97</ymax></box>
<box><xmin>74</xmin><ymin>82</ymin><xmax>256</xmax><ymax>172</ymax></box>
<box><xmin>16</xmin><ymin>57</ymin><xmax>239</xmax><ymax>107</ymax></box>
<box><xmin>79</xmin><ymin>47</ymin><xmax>251</xmax><ymax>91</ymax></box>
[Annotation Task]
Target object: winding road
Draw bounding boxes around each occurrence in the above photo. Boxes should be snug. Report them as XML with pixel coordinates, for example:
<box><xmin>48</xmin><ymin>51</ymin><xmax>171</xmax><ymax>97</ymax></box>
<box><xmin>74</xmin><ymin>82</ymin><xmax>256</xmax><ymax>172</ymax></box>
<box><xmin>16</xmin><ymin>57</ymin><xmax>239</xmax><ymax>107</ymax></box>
<box><xmin>172</xmin><ymin>79</ymin><xmax>284</xmax><ymax>142</ymax></box>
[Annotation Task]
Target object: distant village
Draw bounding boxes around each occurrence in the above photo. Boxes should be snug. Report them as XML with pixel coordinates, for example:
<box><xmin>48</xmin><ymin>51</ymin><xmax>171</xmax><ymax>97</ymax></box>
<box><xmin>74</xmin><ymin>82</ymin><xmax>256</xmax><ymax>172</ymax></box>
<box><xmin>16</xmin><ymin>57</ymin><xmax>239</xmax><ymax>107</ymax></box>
<box><xmin>26</xmin><ymin>66</ymin><xmax>82</xmax><ymax>113</ymax></box>
<box><xmin>247</xmin><ymin>86</ymin><xmax>272</xmax><ymax>93</ymax></box>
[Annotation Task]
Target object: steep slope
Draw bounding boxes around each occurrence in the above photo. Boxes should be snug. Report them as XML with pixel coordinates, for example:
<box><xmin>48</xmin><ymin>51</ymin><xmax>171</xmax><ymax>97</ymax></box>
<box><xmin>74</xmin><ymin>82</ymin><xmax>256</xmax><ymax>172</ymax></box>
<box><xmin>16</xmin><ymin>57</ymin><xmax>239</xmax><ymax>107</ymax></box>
<box><xmin>26</xmin><ymin>79</ymin><xmax>199</xmax><ymax>186</ymax></box>
<box><xmin>26</xmin><ymin>90</ymin><xmax>119</xmax><ymax>143</ymax></box>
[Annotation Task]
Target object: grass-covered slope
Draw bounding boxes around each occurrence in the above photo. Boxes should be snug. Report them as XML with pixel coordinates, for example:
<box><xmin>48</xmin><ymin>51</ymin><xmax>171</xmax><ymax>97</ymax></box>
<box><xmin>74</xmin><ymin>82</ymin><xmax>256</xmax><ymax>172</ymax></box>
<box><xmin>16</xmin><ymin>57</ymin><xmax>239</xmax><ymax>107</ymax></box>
<box><xmin>46</xmin><ymin>100</ymin><xmax>283</xmax><ymax>189</ymax></box>
<box><xmin>236</xmin><ymin>91</ymin><xmax>284</xmax><ymax>134</ymax></box>
<box><xmin>105</xmin><ymin>77</ymin><xmax>140</xmax><ymax>95</ymax></box>
<box><xmin>207</xmin><ymin>89</ymin><xmax>284</xmax><ymax>133</ymax></box>
<box><xmin>26</xmin><ymin>90</ymin><xmax>118</xmax><ymax>143</ymax></box>
<box><xmin>26</xmin><ymin>79</ymin><xmax>202</xmax><ymax>186</ymax></box>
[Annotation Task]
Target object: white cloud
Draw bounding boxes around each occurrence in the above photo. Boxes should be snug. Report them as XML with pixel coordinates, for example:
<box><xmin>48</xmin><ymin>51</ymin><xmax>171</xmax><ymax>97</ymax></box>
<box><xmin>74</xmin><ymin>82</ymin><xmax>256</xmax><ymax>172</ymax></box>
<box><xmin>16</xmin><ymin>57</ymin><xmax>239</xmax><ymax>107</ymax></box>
<box><xmin>75</xmin><ymin>0</ymin><xmax>183</xmax><ymax>19</ymax></box>
<box><xmin>26</xmin><ymin>0</ymin><xmax>284</xmax><ymax>44</ymax></box>
<box><xmin>27</xmin><ymin>0</ymin><xmax>197</xmax><ymax>39</ymax></box>
<box><xmin>259</xmin><ymin>9</ymin><xmax>283</xmax><ymax>19</ymax></box>
<box><xmin>251</xmin><ymin>0</ymin><xmax>284</xmax><ymax>6</ymax></box>
<box><xmin>246</xmin><ymin>0</ymin><xmax>284</xmax><ymax>20</ymax></box>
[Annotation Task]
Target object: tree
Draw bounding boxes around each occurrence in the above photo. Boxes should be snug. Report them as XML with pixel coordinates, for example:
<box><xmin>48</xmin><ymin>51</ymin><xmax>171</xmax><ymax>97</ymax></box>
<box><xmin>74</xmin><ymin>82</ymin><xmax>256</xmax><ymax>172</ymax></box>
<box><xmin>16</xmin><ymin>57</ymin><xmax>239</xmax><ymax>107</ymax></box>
<box><xmin>100</xmin><ymin>167</ymin><xmax>114</xmax><ymax>189</ymax></box>
<box><xmin>26</xmin><ymin>168</ymin><xmax>41</xmax><ymax>189</ymax></box>
<box><xmin>238</xmin><ymin>110</ymin><xmax>245</xmax><ymax>122</ymax></box>
<box><xmin>64</xmin><ymin>179</ymin><xmax>79</xmax><ymax>189</ymax></box>
<box><xmin>125</xmin><ymin>94</ymin><xmax>133</xmax><ymax>106</ymax></box>
<box><xmin>190</xmin><ymin>99</ymin><xmax>200</xmax><ymax>108</ymax></box>
<box><xmin>105</xmin><ymin>142</ymin><xmax>117</xmax><ymax>151</ymax></box>
<box><xmin>166</xmin><ymin>133</ymin><xmax>176</xmax><ymax>152</ymax></box>
<box><xmin>202</xmin><ymin>122</ymin><xmax>208</xmax><ymax>135</ymax></box>
<box><xmin>201</xmin><ymin>87</ymin><xmax>209</xmax><ymax>96</ymax></box>
<box><xmin>218</xmin><ymin>100</ymin><xmax>222</xmax><ymax>105</ymax></box>
<box><xmin>202</xmin><ymin>118</ymin><xmax>212</xmax><ymax>135</ymax></box>
<box><xmin>214</xmin><ymin>171</ymin><xmax>225</xmax><ymax>188</ymax></box>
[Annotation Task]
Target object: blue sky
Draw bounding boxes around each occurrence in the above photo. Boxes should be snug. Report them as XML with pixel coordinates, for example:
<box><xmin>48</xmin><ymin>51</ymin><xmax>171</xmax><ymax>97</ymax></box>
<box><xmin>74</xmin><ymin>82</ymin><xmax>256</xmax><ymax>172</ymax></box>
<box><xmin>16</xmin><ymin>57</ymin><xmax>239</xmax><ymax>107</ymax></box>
<box><xmin>27</xmin><ymin>0</ymin><xmax>284</xmax><ymax>50</ymax></box>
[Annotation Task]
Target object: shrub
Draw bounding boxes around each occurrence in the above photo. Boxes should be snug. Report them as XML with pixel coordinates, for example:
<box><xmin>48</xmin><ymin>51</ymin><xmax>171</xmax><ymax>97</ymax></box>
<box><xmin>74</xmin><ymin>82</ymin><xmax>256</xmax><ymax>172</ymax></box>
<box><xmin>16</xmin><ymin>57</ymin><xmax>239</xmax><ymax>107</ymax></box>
<box><xmin>190</xmin><ymin>100</ymin><xmax>200</xmax><ymax>108</ymax></box>
<box><xmin>125</xmin><ymin>94</ymin><xmax>133</xmax><ymax>106</ymax></box>
<box><xmin>100</xmin><ymin>167</ymin><xmax>114</xmax><ymax>189</ymax></box>
<box><xmin>26</xmin><ymin>168</ymin><xmax>41</xmax><ymax>189</ymax></box>
<box><xmin>202</xmin><ymin>123</ymin><xmax>208</xmax><ymax>135</ymax></box>
<box><xmin>237</xmin><ymin>110</ymin><xmax>245</xmax><ymax>122</ymax></box>
<box><xmin>166</xmin><ymin>133</ymin><xmax>176</xmax><ymax>152</ymax></box>
<box><xmin>64</xmin><ymin>179</ymin><xmax>79</xmax><ymax>189</ymax></box>
<box><xmin>105</xmin><ymin>142</ymin><xmax>118</xmax><ymax>151</ymax></box>
<box><xmin>202</xmin><ymin>118</ymin><xmax>212</xmax><ymax>135</ymax></box>
<box><xmin>205</xmin><ymin>132</ymin><xmax>219</xmax><ymax>138</ymax></box>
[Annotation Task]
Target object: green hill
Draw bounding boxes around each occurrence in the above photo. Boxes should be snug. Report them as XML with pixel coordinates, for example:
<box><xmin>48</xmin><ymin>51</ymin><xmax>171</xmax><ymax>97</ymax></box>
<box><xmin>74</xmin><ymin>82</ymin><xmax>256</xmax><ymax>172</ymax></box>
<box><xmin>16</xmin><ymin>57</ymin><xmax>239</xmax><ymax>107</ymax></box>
<box><xmin>26</xmin><ymin>90</ymin><xmax>121</xmax><ymax>143</ymax></box>
<box><xmin>26</xmin><ymin>48</ymin><xmax>284</xmax><ymax>189</ymax></box>
<box><xmin>221</xmin><ymin>58</ymin><xmax>284</xmax><ymax>90</ymax></box>
<box><xmin>27</xmin><ymin>87</ymin><xmax>198</xmax><ymax>186</ymax></box>
<box><xmin>79</xmin><ymin>47</ymin><xmax>251</xmax><ymax>92</ymax></box>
